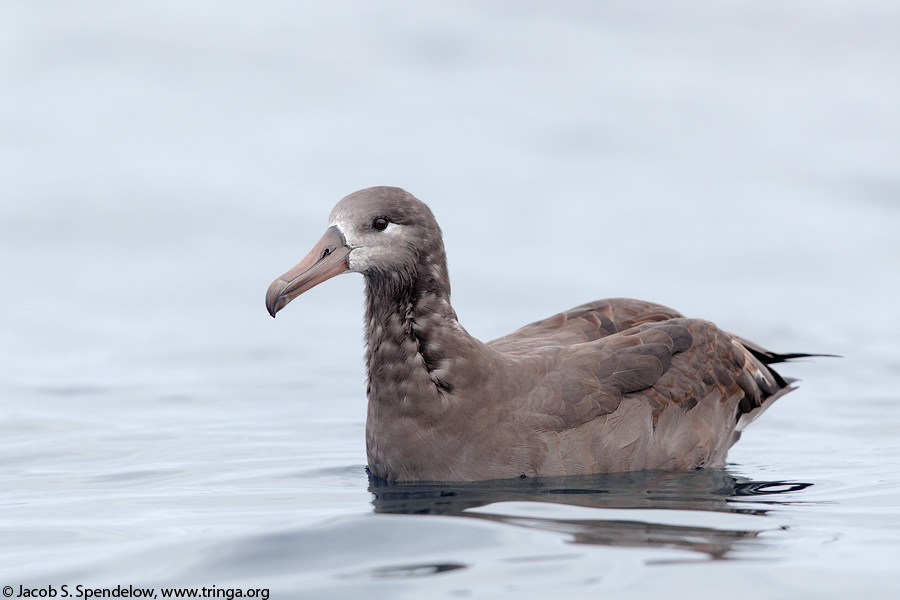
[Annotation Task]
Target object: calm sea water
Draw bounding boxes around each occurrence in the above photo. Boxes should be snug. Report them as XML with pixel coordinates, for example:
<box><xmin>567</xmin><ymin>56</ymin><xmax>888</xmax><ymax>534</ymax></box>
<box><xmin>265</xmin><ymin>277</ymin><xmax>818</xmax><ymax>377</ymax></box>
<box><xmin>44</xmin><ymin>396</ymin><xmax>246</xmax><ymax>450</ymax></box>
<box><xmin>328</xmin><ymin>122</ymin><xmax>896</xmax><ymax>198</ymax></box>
<box><xmin>2</xmin><ymin>1</ymin><xmax>899</xmax><ymax>598</ymax></box>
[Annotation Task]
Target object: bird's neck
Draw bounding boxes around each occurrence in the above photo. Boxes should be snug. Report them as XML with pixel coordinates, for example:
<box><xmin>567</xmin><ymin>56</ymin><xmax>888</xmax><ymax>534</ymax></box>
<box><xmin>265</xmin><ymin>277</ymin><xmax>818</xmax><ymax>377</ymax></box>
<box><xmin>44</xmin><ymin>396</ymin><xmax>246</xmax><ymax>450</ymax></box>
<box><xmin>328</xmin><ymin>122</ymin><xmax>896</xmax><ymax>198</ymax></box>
<box><xmin>362</xmin><ymin>260</ymin><xmax>495</xmax><ymax>480</ymax></box>
<box><xmin>362</xmin><ymin>260</ymin><xmax>462</xmax><ymax>401</ymax></box>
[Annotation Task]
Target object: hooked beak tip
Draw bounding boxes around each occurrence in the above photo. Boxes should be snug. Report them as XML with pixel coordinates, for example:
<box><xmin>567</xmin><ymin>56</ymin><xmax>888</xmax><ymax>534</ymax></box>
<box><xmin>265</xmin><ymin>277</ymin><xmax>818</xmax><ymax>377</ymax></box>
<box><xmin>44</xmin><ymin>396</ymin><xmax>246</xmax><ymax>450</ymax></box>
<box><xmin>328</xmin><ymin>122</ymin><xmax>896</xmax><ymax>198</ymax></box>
<box><xmin>265</xmin><ymin>279</ymin><xmax>290</xmax><ymax>318</ymax></box>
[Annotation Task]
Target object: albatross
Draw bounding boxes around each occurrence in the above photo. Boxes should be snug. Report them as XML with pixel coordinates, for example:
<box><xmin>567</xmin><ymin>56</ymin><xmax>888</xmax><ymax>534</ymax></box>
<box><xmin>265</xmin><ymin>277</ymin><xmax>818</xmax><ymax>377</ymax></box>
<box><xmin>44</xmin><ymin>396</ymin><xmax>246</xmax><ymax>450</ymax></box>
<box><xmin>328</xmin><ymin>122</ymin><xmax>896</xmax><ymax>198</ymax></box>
<box><xmin>266</xmin><ymin>186</ymin><xmax>815</xmax><ymax>482</ymax></box>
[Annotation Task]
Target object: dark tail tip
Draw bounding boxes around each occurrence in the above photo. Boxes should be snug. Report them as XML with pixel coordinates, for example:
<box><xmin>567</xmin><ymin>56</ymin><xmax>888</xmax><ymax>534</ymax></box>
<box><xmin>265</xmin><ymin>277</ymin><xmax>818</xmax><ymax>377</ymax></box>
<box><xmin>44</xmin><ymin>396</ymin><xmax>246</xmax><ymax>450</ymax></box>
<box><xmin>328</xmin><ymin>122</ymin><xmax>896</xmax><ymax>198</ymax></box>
<box><xmin>748</xmin><ymin>350</ymin><xmax>842</xmax><ymax>365</ymax></box>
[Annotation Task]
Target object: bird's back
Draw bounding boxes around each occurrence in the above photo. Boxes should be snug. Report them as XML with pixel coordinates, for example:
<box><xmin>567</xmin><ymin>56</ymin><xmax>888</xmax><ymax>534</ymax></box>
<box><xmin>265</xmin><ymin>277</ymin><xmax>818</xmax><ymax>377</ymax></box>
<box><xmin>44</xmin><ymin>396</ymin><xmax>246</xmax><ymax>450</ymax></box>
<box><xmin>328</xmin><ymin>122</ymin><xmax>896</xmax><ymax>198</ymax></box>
<box><xmin>488</xmin><ymin>298</ymin><xmax>686</xmax><ymax>353</ymax></box>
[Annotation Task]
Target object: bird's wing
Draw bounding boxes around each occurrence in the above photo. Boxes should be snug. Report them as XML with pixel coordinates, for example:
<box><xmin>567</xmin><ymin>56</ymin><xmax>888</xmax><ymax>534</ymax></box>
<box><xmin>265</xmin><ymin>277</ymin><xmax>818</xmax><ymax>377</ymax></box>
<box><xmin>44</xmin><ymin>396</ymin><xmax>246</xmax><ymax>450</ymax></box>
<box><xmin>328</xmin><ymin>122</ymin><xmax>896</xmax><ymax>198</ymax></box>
<box><xmin>510</xmin><ymin>319</ymin><xmax>694</xmax><ymax>430</ymax></box>
<box><xmin>501</xmin><ymin>318</ymin><xmax>794</xmax><ymax>473</ymax></box>
<box><xmin>511</xmin><ymin>317</ymin><xmax>790</xmax><ymax>434</ymax></box>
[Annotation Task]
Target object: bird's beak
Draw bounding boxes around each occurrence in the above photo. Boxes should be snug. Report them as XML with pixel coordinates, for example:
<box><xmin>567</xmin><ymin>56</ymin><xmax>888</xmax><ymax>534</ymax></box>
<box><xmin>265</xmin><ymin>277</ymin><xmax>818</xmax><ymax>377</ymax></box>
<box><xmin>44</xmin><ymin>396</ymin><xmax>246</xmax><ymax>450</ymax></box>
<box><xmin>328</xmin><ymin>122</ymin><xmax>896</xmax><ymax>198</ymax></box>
<box><xmin>266</xmin><ymin>226</ymin><xmax>351</xmax><ymax>317</ymax></box>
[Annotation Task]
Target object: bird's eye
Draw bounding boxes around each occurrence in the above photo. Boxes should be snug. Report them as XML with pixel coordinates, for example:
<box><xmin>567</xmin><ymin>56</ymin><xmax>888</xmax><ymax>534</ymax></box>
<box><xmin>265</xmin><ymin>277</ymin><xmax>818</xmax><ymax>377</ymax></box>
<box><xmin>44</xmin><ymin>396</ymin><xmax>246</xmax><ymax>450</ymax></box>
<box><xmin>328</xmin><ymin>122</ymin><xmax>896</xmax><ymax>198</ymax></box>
<box><xmin>372</xmin><ymin>217</ymin><xmax>389</xmax><ymax>231</ymax></box>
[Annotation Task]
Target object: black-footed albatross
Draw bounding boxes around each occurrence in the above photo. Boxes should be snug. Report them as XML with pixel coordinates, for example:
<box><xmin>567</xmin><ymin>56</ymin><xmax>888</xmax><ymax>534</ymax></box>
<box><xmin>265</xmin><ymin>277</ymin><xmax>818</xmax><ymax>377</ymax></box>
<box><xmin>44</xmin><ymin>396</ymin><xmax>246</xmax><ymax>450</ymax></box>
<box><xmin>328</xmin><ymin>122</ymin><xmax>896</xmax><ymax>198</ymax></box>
<box><xmin>266</xmin><ymin>186</ymin><xmax>815</xmax><ymax>482</ymax></box>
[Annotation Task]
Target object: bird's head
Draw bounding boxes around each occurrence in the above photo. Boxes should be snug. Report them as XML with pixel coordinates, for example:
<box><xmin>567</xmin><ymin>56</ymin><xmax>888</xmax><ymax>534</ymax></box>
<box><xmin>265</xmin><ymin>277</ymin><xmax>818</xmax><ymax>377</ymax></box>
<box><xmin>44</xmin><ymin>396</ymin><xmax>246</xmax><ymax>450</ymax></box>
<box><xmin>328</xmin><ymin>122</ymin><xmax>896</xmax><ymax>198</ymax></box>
<box><xmin>265</xmin><ymin>186</ymin><xmax>444</xmax><ymax>317</ymax></box>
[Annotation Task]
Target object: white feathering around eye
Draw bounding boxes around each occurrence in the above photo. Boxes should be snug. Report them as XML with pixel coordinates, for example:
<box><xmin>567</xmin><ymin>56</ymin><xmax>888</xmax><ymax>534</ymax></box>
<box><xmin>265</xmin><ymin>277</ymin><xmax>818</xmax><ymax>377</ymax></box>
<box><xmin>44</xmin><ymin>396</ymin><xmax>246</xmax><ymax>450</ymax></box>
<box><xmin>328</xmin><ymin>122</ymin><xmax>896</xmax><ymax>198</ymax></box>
<box><xmin>379</xmin><ymin>221</ymin><xmax>402</xmax><ymax>237</ymax></box>
<box><xmin>330</xmin><ymin>214</ymin><xmax>402</xmax><ymax>244</ymax></box>
<box><xmin>331</xmin><ymin>214</ymin><xmax>404</xmax><ymax>272</ymax></box>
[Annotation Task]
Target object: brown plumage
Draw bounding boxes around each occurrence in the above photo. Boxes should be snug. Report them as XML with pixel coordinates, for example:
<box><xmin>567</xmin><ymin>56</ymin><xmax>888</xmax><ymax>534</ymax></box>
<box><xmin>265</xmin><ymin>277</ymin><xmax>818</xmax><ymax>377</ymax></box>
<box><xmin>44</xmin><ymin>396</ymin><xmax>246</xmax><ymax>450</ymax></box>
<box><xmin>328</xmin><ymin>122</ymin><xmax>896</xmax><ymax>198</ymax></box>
<box><xmin>266</xmin><ymin>186</ymin><xmax>813</xmax><ymax>482</ymax></box>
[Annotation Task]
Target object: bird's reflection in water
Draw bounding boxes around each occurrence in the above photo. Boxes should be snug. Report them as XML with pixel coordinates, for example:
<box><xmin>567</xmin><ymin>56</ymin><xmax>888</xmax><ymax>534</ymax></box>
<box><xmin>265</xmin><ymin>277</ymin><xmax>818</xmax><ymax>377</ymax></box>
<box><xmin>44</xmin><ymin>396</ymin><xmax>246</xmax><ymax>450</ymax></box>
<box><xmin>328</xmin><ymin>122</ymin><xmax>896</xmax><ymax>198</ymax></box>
<box><xmin>368</xmin><ymin>469</ymin><xmax>811</xmax><ymax>560</ymax></box>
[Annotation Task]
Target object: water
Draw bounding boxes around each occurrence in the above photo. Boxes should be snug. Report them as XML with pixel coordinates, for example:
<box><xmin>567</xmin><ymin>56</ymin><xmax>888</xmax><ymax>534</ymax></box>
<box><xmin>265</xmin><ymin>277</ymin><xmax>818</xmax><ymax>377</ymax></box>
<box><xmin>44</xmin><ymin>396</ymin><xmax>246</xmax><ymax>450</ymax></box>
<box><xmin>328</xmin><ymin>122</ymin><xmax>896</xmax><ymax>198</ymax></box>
<box><xmin>2</xmin><ymin>1</ymin><xmax>899</xmax><ymax>598</ymax></box>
